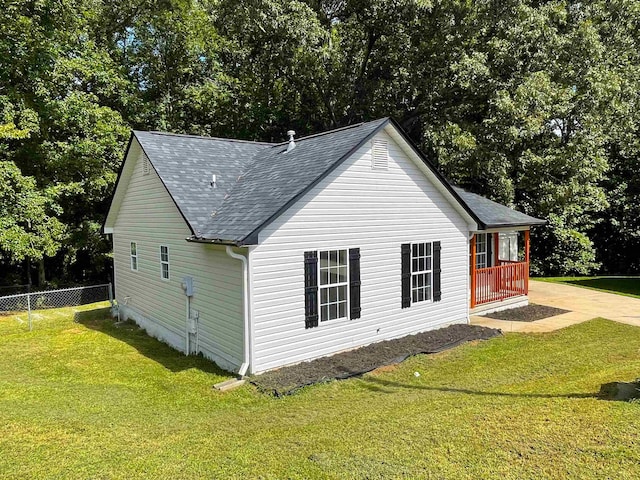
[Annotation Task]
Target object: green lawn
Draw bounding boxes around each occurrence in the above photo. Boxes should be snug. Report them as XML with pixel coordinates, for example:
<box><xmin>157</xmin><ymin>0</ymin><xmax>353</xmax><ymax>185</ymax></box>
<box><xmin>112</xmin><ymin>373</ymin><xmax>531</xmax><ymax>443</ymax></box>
<box><xmin>537</xmin><ymin>276</ymin><xmax>640</xmax><ymax>299</ymax></box>
<box><xmin>1</xmin><ymin>305</ymin><xmax>640</xmax><ymax>479</ymax></box>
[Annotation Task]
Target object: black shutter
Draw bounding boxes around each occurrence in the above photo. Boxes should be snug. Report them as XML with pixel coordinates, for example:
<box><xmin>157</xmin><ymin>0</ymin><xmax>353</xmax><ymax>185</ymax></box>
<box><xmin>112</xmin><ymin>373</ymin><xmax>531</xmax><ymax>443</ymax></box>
<box><xmin>433</xmin><ymin>241</ymin><xmax>442</xmax><ymax>302</ymax></box>
<box><xmin>349</xmin><ymin>248</ymin><xmax>361</xmax><ymax>319</ymax></box>
<box><xmin>401</xmin><ymin>243</ymin><xmax>411</xmax><ymax>308</ymax></box>
<box><xmin>304</xmin><ymin>251</ymin><xmax>319</xmax><ymax>328</ymax></box>
<box><xmin>486</xmin><ymin>233</ymin><xmax>493</xmax><ymax>267</ymax></box>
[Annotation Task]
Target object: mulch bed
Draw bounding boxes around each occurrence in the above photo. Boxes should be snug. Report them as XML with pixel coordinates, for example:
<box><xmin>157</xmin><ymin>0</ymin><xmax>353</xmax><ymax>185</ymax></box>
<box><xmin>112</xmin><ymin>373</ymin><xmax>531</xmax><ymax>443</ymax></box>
<box><xmin>484</xmin><ymin>303</ymin><xmax>570</xmax><ymax>322</ymax></box>
<box><xmin>249</xmin><ymin>324</ymin><xmax>500</xmax><ymax>396</ymax></box>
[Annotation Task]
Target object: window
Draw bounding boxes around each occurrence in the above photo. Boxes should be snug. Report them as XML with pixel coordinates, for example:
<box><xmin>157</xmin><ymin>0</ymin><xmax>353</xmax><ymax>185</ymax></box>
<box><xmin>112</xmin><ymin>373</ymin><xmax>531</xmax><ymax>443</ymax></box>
<box><xmin>130</xmin><ymin>242</ymin><xmax>138</xmax><ymax>271</ymax></box>
<box><xmin>160</xmin><ymin>245</ymin><xmax>170</xmax><ymax>280</ymax></box>
<box><xmin>319</xmin><ymin>250</ymin><xmax>349</xmax><ymax>322</ymax></box>
<box><xmin>411</xmin><ymin>242</ymin><xmax>432</xmax><ymax>303</ymax></box>
<box><xmin>371</xmin><ymin>139</ymin><xmax>388</xmax><ymax>170</ymax></box>
<box><xmin>304</xmin><ymin>248</ymin><xmax>361</xmax><ymax>329</ymax></box>
<box><xmin>402</xmin><ymin>242</ymin><xmax>441</xmax><ymax>308</ymax></box>
<box><xmin>475</xmin><ymin>233</ymin><xmax>487</xmax><ymax>269</ymax></box>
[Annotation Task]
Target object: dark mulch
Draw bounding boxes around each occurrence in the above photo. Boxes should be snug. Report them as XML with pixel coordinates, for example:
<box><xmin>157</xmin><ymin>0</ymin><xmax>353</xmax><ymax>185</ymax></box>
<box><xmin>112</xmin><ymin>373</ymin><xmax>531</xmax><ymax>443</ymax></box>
<box><xmin>249</xmin><ymin>324</ymin><xmax>500</xmax><ymax>396</ymax></box>
<box><xmin>484</xmin><ymin>303</ymin><xmax>570</xmax><ymax>322</ymax></box>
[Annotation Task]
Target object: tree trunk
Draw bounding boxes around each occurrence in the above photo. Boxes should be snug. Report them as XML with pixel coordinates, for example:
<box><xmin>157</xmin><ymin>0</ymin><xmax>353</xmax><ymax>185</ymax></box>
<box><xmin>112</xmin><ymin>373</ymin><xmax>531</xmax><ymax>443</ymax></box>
<box><xmin>38</xmin><ymin>258</ymin><xmax>46</xmax><ymax>287</ymax></box>
<box><xmin>26</xmin><ymin>258</ymin><xmax>32</xmax><ymax>287</ymax></box>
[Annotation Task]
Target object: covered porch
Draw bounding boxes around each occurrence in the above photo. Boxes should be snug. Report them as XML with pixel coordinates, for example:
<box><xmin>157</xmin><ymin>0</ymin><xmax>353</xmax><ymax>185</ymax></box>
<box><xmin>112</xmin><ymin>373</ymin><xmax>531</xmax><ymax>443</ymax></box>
<box><xmin>470</xmin><ymin>229</ymin><xmax>530</xmax><ymax>311</ymax></box>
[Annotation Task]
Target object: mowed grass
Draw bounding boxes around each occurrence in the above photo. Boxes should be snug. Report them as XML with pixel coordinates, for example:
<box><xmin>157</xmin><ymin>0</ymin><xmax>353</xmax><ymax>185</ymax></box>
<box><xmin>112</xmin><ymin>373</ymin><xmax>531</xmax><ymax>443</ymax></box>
<box><xmin>1</xmin><ymin>305</ymin><xmax>640</xmax><ymax>479</ymax></box>
<box><xmin>538</xmin><ymin>276</ymin><xmax>640</xmax><ymax>299</ymax></box>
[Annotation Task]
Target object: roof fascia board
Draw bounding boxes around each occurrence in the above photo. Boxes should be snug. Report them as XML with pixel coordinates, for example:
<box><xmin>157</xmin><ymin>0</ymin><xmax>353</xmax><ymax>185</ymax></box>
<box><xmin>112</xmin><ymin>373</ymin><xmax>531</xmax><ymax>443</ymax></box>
<box><xmin>384</xmin><ymin>119</ymin><xmax>482</xmax><ymax>230</ymax></box>
<box><xmin>238</xmin><ymin>118</ymin><xmax>393</xmax><ymax>245</ymax></box>
<box><xmin>472</xmin><ymin>226</ymin><xmax>532</xmax><ymax>234</ymax></box>
<box><xmin>185</xmin><ymin>237</ymin><xmax>242</xmax><ymax>247</ymax></box>
<box><xmin>483</xmin><ymin>220</ymin><xmax>546</xmax><ymax>230</ymax></box>
<box><xmin>103</xmin><ymin>132</ymin><xmax>135</xmax><ymax>233</ymax></box>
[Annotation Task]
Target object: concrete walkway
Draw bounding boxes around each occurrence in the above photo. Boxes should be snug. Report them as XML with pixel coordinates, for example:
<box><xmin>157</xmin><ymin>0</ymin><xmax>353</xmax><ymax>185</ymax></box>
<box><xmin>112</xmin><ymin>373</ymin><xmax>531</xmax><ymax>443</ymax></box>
<box><xmin>472</xmin><ymin>280</ymin><xmax>640</xmax><ymax>332</ymax></box>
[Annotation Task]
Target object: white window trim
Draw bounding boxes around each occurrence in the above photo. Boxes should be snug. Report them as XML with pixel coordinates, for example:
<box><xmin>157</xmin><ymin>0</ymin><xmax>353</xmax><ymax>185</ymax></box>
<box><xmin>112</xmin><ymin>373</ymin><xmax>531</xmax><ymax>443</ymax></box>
<box><xmin>411</xmin><ymin>242</ymin><xmax>433</xmax><ymax>304</ymax></box>
<box><xmin>130</xmin><ymin>241</ymin><xmax>138</xmax><ymax>272</ymax></box>
<box><xmin>318</xmin><ymin>248</ymin><xmax>350</xmax><ymax>324</ymax></box>
<box><xmin>160</xmin><ymin>245</ymin><xmax>170</xmax><ymax>281</ymax></box>
<box><xmin>476</xmin><ymin>233</ymin><xmax>487</xmax><ymax>269</ymax></box>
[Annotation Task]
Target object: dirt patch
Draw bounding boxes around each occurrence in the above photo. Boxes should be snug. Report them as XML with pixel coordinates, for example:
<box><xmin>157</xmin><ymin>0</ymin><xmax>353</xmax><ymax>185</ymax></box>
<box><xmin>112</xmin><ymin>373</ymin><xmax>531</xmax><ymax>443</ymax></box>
<box><xmin>250</xmin><ymin>324</ymin><xmax>500</xmax><ymax>396</ymax></box>
<box><xmin>484</xmin><ymin>303</ymin><xmax>570</xmax><ymax>322</ymax></box>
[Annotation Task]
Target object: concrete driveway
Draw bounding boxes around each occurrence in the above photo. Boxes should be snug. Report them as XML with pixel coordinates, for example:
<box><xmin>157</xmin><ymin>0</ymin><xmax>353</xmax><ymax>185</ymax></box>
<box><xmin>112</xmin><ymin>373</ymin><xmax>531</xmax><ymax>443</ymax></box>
<box><xmin>472</xmin><ymin>280</ymin><xmax>640</xmax><ymax>332</ymax></box>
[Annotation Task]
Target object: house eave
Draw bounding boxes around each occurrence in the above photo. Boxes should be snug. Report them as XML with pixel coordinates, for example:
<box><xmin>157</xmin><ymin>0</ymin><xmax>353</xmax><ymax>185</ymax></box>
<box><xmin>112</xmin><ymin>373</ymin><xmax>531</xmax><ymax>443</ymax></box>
<box><xmin>185</xmin><ymin>236</ymin><xmax>248</xmax><ymax>247</ymax></box>
<box><xmin>477</xmin><ymin>220</ymin><xmax>547</xmax><ymax>231</ymax></box>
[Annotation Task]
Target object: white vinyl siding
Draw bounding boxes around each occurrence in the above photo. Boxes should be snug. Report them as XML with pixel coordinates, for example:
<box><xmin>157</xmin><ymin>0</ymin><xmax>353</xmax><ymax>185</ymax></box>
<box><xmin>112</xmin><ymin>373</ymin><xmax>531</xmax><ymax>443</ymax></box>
<box><xmin>250</xmin><ymin>126</ymin><xmax>470</xmax><ymax>373</ymax></box>
<box><xmin>111</xmin><ymin>142</ymin><xmax>244</xmax><ymax>371</ymax></box>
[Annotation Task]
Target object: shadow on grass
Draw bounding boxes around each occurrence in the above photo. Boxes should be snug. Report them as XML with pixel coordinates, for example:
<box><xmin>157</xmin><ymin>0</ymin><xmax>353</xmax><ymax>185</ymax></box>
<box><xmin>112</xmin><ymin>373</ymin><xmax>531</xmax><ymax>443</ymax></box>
<box><xmin>564</xmin><ymin>277</ymin><xmax>640</xmax><ymax>298</ymax></box>
<box><xmin>74</xmin><ymin>308</ymin><xmax>233</xmax><ymax>377</ymax></box>
<box><xmin>360</xmin><ymin>376</ymin><xmax>598</xmax><ymax>399</ymax></box>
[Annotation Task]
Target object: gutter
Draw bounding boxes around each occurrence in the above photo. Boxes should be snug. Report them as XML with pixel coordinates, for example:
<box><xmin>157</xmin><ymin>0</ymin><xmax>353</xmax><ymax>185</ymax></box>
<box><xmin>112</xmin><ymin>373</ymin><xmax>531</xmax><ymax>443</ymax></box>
<box><xmin>225</xmin><ymin>246</ymin><xmax>251</xmax><ymax>377</ymax></box>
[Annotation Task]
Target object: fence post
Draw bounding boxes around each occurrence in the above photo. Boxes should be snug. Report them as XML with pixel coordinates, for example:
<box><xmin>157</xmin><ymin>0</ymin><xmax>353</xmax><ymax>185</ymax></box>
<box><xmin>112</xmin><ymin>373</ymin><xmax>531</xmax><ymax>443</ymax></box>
<box><xmin>108</xmin><ymin>282</ymin><xmax>114</xmax><ymax>307</ymax></box>
<box><xmin>27</xmin><ymin>293</ymin><xmax>32</xmax><ymax>331</ymax></box>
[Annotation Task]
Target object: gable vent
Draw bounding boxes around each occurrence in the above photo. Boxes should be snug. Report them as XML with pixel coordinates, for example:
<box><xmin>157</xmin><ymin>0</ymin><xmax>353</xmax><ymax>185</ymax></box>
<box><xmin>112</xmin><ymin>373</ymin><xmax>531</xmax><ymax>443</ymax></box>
<box><xmin>142</xmin><ymin>155</ymin><xmax>150</xmax><ymax>175</ymax></box>
<box><xmin>371</xmin><ymin>139</ymin><xmax>388</xmax><ymax>170</ymax></box>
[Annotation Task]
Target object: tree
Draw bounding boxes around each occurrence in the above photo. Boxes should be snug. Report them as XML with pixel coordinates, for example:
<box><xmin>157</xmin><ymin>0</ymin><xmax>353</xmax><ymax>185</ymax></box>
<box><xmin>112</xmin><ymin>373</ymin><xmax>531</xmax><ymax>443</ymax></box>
<box><xmin>0</xmin><ymin>161</ymin><xmax>65</xmax><ymax>284</ymax></box>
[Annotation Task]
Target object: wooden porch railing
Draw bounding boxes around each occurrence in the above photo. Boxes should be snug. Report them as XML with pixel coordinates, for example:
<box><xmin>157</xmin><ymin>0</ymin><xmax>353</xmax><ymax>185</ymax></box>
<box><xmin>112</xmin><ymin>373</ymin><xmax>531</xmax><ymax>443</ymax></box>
<box><xmin>473</xmin><ymin>261</ymin><xmax>529</xmax><ymax>306</ymax></box>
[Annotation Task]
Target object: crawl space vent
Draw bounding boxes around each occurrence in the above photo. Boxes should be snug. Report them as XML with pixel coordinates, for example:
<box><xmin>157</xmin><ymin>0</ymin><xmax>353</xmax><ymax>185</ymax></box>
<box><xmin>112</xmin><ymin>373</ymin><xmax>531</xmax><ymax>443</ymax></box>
<box><xmin>371</xmin><ymin>139</ymin><xmax>388</xmax><ymax>170</ymax></box>
<box><xmin>142</xmin><ymin>155</ymin><xmax>150</xmax><ymax>175</ymax></box>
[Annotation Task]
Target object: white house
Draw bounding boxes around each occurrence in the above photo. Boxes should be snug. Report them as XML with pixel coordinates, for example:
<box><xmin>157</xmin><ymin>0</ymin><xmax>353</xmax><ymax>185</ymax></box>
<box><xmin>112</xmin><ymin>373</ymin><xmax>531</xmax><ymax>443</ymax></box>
<box><xmin>103</xmin><ymin>118</ymin><xmax>545</xmax><ymax>375</ymax></box>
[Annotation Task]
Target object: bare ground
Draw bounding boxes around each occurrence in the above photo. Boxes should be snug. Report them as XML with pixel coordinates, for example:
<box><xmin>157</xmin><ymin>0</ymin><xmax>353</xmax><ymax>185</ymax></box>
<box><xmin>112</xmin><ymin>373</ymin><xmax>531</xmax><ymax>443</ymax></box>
<box><xmin>250</xmin><ymin>324</ymin><xmax>500</xmax><ymax>396</ymax></box>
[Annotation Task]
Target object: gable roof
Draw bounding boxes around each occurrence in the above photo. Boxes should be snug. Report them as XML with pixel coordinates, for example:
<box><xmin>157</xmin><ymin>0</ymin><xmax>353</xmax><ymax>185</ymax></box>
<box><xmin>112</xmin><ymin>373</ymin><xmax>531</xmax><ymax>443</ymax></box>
<box><xmin>104</xmin><ymin>117</ymin><xmax>545</xmax><ymax>244</ymax></box>
<box><xmin>452</xmin><ymin>187</ymin><xmax>546</xmax><ymax>229</ymax></box>
<box><xmin>199</xmin><ymin>118</ymin><xmax>391</xmax><ymax>243</ymax></box>
<box><xmin>132</xmin><ymin>132</ymin><xmax>270</xmax><ymax>235</ymax></box>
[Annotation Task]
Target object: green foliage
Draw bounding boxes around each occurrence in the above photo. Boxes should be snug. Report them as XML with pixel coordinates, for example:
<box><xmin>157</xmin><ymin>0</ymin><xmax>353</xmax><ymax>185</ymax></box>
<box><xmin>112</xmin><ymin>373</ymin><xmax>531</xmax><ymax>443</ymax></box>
<box><xmin>0</xmin><ymin>161</ymin><xmax>65</xmax><ymax>263</ymax></box>
<box><xmin>1</xmin><ymin>0</ymin><xmax>640</xmax><ymax>281</ymax></box>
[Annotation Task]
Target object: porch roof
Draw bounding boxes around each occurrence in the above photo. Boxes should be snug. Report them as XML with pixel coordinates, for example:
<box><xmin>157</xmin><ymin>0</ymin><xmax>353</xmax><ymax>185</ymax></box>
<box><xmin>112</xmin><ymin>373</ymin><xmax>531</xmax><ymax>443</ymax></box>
<box><xmin>452</xmin><ymin>187</ymin><xmax>546</xmax><ymax>229</ymax></box>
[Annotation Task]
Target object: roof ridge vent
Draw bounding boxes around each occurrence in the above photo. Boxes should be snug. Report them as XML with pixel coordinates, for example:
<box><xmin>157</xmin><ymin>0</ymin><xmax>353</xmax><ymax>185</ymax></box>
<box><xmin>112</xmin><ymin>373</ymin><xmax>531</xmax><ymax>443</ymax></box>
<box><xmin>286</xmin><ymin>130</ymin><xmax>296</xmax><ymax>152</ymax></box>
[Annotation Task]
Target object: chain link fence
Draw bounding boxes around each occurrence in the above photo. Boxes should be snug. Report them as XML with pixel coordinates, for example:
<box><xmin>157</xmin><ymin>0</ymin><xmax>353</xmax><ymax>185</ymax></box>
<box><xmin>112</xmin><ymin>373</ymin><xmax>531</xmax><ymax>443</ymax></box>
<box><xmin>0</xmin><ymin>283</ymin><xmax>113</xmax><ymax>331</ymax></box>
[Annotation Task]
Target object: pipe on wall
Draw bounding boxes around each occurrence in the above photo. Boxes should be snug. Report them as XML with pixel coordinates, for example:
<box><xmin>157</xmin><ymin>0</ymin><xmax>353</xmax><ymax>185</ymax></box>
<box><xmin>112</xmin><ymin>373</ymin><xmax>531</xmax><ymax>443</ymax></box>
<box><xmin>225</xmin><ymin>246</ymin><xmax>251</xmax><ymax>377</ymax></box>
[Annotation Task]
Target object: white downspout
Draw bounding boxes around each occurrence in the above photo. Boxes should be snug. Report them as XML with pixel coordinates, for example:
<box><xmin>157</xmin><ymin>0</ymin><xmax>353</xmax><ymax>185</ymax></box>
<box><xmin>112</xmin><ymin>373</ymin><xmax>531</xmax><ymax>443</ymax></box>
<box><xmin>226</xmin><ymin>246</ymin><xmax>250</xmax><ymax>377</ymax></box>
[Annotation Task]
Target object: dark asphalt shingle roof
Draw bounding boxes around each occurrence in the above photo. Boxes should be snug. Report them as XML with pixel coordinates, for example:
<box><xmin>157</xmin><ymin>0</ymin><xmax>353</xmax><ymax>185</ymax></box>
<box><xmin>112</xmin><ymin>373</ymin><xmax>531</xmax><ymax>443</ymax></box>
<box><xmin>200</xmin><ymin>118</ymin><xmax>389</xmax><ymax>242</ymax></box>
<box><xmin>132</xmin><ymin>118</ymin><xmax>545</xmax><ymax>244</ymax></box>
<box><xmin>133</xmin><ymin>131</ymin><xmax>271</xmax><ymax>234</ymax></box>
<box><xmin>452</xmin><ymin>187</ymin><xmax>546</xmax><ymax>228</ymax></box>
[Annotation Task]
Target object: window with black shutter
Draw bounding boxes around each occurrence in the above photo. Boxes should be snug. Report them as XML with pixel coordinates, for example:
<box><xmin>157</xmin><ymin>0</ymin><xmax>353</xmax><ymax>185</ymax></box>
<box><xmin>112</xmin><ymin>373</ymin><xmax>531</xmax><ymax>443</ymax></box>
<box><xmin>433</xmin><ymin>241</ymin><xmax>442</xmax><ymax>302</ymax></box>
<box><xmin>304</xmin><ymin>247</ymin><xmax>361</xmax><ymax>327</ymax></box>
<box><xmin>349</xmin><ymin>248</ymin><xmax>361</xmax><ymax>319</ymax></box>
<box><xmin>304</xmin><ymin>251</ymin><xmax>319</xmax><ymax>328</ymax></box>
<box><xmin>401</xmin><ymin>244</ymin><xmax>411</xmax><ymax>308</ymax></box>
<box><xmin>403</xmin><ymin>241</ymin><xmax>441</xmax><ymax>306</ymax></box>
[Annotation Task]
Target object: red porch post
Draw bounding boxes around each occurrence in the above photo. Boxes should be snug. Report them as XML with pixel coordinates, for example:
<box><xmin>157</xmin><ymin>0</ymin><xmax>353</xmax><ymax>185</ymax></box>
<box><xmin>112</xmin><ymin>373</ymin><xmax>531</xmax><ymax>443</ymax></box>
<box><xmin>524</xmin><ymin>230</ymin><xmax>530</xmax><ymax>294</ymax></box>
<box><xmin>470</xmin><ymin>234</ymin><xmax>477</xmax><ymax>308</ymax></box>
